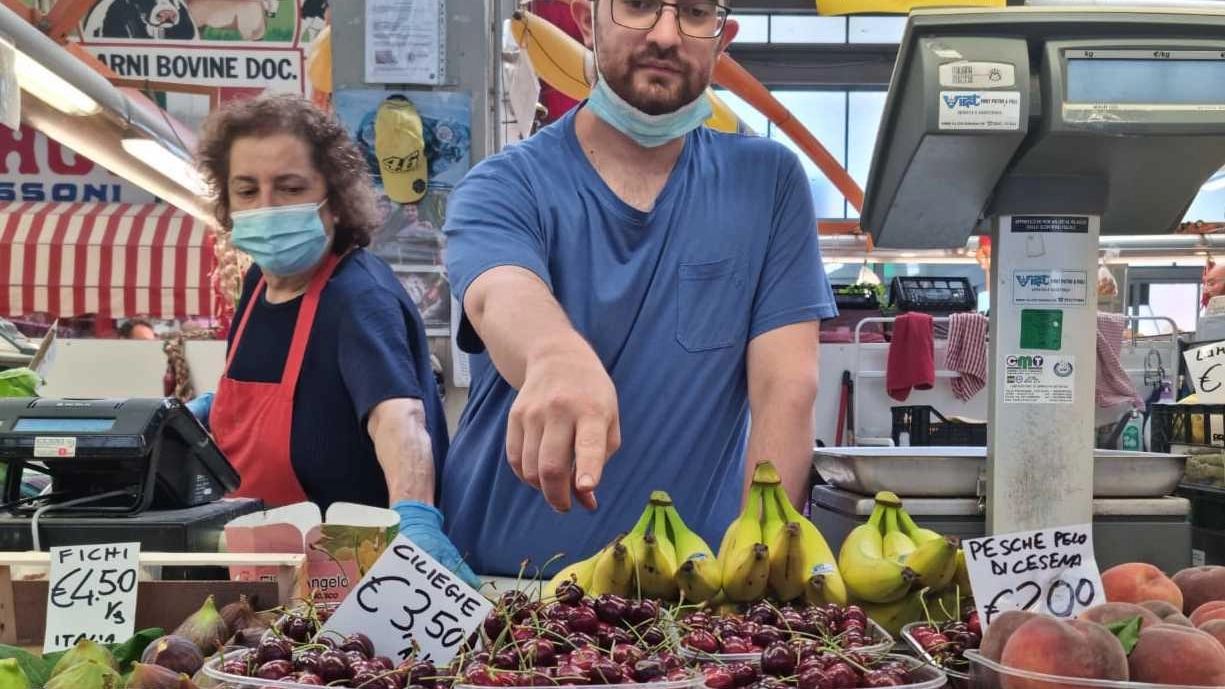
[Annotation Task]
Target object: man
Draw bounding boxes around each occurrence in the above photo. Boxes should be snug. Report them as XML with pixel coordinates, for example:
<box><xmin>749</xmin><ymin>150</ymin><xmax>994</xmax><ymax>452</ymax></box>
<box><xmin>1205</xmin><ymin>263</ymin><xmax>1225</xmax><ymax>308</ymax></box>
<box><xmin>118</xmin><ymin>318</ymin><xmax>156</xmax><ymax>340</ymax></box>
<box><xmin>441</xmin><ymin>0</ymin><xmax>836</xmax><ymax>575</ymax></box>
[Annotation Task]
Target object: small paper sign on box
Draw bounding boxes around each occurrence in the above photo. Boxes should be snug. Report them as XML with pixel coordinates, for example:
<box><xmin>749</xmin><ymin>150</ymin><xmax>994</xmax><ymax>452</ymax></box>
<box><xmin>43</xmin><ymin>542</ymin><xmax>140</xmax><ymax>653</ymax></box>
<box><xmin>1184</xmin><ymin>341</ymin><xmax>1225</xmax><ymax>404</ymax></box>
<box><xmin>963</xmin><ymin>524</ymin><xmax>1105</xmax><ymax>631</ymax></box>
<box><xmin>224</xmin><ymin>502</ymin><xmax>398</xmax><ymax>604</ymax></box>
<box><xmin>322</xmin><ymin>534</ymin><xmax>493</xmax><ymax>666</ymax></box>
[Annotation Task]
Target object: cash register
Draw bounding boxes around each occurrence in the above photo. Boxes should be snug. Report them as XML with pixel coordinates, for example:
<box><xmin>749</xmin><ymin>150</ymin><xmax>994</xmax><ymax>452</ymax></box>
<box><xmin>0</xmin><ymin>398</ymin><xmax>261</xmax><ymax>552</ymax></box>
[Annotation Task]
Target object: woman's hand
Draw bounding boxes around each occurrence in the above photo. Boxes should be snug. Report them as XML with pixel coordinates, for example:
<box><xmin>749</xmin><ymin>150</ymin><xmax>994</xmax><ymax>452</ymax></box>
<box><xmin>185</xmin><ymin>392</ymin><xmax>214</xmax><ymax>430</ymax></box>
<box><xmin>392</xmin><ymin>501</ymin><xmax>481</xmax><ymax>589</ymax></box>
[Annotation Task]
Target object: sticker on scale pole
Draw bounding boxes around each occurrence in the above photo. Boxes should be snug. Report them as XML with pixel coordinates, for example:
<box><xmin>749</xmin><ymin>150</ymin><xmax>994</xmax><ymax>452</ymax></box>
<box><xmin>939</xmin><ymin>62</ymin><xmax>1016</xmax><ymax>89</ymax></box>
<box><xmin>1012</xmin><ymin>270</ymin><xmax>1089</xmax><ymax>307</ymax></box>
<box><xmin>938</xmin><ymin>91</ymin><xmax>1021</xmax><ymax>131</ymax></box>
<box><xmin>1004</xmin><ymin>353</ymin><xmax>1075</xmax><ymax>404</ymax></box>
<box><xmin>1011</xmin><ymin>216</ymin><xmax>1090</xmax><ymax>234</ymax></box>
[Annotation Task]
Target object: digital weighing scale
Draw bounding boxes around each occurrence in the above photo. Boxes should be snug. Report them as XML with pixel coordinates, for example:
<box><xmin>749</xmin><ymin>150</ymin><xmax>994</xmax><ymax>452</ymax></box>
<box><xmin>854</xmin><ymin>7</ymin><xmax>1225</xmax><ymax>540</ymax></box>
<box><xmin>0</xmin><ymin>398</ymin><xmax>262</xmax><ymax>554</ymax></box>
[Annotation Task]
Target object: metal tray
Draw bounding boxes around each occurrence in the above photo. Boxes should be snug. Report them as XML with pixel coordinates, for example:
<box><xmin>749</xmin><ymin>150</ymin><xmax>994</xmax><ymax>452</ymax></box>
<box><xmin>812</xmin><ymin>446</ymin><xmax>1187</xmax><ymax>498</ymax></box>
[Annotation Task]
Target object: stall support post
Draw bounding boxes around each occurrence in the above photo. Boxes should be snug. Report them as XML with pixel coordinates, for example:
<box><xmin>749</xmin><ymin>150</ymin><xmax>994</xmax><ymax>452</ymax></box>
<box><xmin>986</xmin><ymin>214</ymin><xmax>1100</xmax><ymax>533</ymax></box>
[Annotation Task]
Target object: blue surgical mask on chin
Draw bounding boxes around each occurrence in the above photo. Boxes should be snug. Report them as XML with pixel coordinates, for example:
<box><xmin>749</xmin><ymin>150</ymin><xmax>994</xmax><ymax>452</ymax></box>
<box><xmin>230</xmin><ymin>200</ymin><xmax>331</xmax><ymax>277</ymax></box>
<box><xmin>587</xmin><ymin>78</ymin><xmax>712</xmax><ymax>148</ymax></box>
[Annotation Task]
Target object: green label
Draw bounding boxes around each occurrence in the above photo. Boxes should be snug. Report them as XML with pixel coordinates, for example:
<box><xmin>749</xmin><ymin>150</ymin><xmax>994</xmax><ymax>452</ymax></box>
<box><xmin>1020</xmin><ymin>309</ymin><xmax>1063</xmax><ymax>350</ymax></box>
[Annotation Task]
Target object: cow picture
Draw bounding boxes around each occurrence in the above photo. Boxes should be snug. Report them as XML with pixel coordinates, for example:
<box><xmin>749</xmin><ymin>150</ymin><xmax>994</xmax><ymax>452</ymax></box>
<box><xmin>84</xmin><ymin>0</ymin><xmax>199</xmax><ymax>40</ymax></box>
<box><xmin>300</xmin><ymin>0</ymin><xmax>327</xmax><ymax>44</ymax></box>
<box><xmin>184</xmin><ymin>0</ymin><xmax>282</xmax><ymax>41</ymax></box>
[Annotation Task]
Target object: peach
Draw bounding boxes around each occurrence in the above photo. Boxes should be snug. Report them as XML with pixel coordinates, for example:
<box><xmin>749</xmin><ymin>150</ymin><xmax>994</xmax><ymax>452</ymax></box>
<box><xmin>1102</xmin><ymin>562</ymin><xmax>1183</xmax><ymax>610</ymax></box>
<box><xmin>1199</xmin><ymin>619</ymin><xmax>1225</xmax><ymax>651</ymax></box>
<box><xmin>1139</xmin><ymin>600</ymin><xmax>1193</xmax><ymax>627</ymax></box>
<box><xmin>1078</xmin><ymin>602</ymin><xmax>1162</xmax><ymax>629</ymax></box>
<box><xmin>999</xmin><ymin>617</ymin><xmax>1128</xmax><ymax>689</ymax></box>
<box><xmin>1176</xmin><ymin>566</ymin><xmax>1225</xmax><ymax>615</ymax></box>
<box><xmin>981</xmin><ymin>610</ymin><xmax>1041</xmax><ymax>662</ymax></box>
<box><xmin>1192</xmin><ymin>600</ymin><xmax>1225</xmax><ymax>627</ymax></box>
<box><xmin>1129</xmin><ymin>623</ymin><xmax>1225</xmax><ymax>686</ymax></box>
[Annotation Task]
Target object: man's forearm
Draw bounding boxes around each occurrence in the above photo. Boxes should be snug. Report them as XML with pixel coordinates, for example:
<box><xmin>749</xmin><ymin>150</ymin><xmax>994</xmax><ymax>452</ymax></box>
<box><xmin>746</xmin><ymin>382</ymin><xmax>819</xmax><ymax>507</ymax></box>
<box><xmin>370</xmin><ymin>399</ymin><xmax>436</xmax><ymax>505</ymax></box>
<box><xmin>465</xmin><ymin>267</ymin><xmax>591</xmax><ymax>389</ymax></box>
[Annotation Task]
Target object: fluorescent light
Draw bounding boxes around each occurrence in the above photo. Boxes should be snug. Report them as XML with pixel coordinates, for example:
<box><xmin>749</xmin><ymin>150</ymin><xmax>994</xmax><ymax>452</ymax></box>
<box><xmin>121</xmin><ymin>138</ymin><xmax>209</xmax><ymax>197</ymax></box>
<box><xmin>13</xmin><ymin>50</ymin><xmax>100</xmax><ymax>116</ymax></box>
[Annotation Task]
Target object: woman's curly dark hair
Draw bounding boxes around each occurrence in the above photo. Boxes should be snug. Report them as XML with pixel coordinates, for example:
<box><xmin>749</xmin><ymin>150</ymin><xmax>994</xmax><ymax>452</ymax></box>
<box><xmin>196</xmin><ymin>94</ymin><xmax>382</xmax><ymax>253</ymax></box>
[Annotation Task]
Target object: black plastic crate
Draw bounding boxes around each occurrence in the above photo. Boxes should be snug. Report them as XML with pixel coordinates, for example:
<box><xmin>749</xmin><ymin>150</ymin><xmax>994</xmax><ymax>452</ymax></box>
<box><xmin>891</xmin><ymin>405</ymin><xmax>987</xmax><ymax>447</ymax></box>
<box><xmin>1151</xmin><ymin>403</ymin><xmax>1225</xmax><ymax>452</ymax></box>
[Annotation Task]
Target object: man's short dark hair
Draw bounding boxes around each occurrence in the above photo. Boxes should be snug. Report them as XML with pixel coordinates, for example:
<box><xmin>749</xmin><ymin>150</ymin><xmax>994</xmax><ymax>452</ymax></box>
<box><xmin>118</xmin><ymin>318</ymin><xmax>154</xmax><ymax>339</ymax></box>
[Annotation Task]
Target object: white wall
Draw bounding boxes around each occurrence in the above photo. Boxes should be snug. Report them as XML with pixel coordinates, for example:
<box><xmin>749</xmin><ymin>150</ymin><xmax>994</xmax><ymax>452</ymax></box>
<box><xmin>39</xmin><ymin>339</ymin><xmax>225</xmax><ymax>400</ymax></box>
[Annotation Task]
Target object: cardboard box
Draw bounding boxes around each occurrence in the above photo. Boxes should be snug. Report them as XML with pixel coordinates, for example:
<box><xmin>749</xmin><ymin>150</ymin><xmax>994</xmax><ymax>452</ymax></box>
<box><xmin>225</xmin><ymin>503</ymin><xmax>398</xmax><ymax>604</ymax></box>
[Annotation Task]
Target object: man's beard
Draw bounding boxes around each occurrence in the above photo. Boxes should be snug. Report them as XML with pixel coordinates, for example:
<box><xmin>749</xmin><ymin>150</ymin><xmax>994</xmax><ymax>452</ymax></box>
<box><xmin>600</xmin><ymin>51</ymin><xmax>707</xmax><ymax>116</ymax></box>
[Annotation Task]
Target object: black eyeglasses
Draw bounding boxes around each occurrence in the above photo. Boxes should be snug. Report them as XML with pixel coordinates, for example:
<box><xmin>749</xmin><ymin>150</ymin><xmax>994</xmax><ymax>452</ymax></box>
<box><xmin>607</xmin><ymin>0</ymin><xmax>732</xmax><ymax>39</ymax></box>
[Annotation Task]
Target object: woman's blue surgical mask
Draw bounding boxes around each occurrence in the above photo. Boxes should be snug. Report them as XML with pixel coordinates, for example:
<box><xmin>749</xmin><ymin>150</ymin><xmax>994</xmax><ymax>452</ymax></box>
<box><xmin>230</xmin><ymin>200</ymin><xmax>330</xmax><ymax>277</ymax></box>
<box><xmin>585</xmin><ymin>15</ymin><xmax>712</xmax><ymax>148</ymax></box>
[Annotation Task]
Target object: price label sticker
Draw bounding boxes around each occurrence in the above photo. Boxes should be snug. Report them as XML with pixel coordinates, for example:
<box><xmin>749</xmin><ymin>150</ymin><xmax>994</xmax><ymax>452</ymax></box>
<box><xmin>963</xmin><ymin>524</ymin><xmax>1105</xmax><ymax>631</ymax></box>
<box><xmin>44</xmin><ymin>542</ymin><xmax>140</xmax><ymax>652</ymax></box>
<box><xmin>322</xmin><ymin>535</ymin><xmax>492</xmax><ymax>666</ymax></box>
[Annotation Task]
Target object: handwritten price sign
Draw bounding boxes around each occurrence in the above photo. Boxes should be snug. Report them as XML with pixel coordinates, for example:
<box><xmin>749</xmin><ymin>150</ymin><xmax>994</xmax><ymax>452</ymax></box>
<box><xmin>1184</xmin><ymin>342</ymin><xmax>1225</xmax><ymax>404</ymax></box>
<box><xmin>322</xmin><ymin>535</ymin><xmax>492</xmax><ymax>666</ymax></box>
<box><xmin>963</xmin><ymin>525</ymin><xmax>1105</xmax><ymax>631</ymax></box>
<box><xmin>44</xmin><ymin>543</ymin><xmax>140</xmax><ymax>652</ymax></box>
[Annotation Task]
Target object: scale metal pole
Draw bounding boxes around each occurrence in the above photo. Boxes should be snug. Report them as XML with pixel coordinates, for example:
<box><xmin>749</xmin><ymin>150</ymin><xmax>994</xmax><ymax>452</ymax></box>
<box><xmin>986</xmin><ymin>214</ymin><xmax>1100</xmax><ymax>533</ymax></box>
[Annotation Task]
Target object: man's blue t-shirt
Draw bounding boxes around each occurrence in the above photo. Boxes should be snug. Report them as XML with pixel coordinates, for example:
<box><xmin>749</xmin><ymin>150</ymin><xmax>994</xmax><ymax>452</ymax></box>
<box><xmin>227</xmin><ymin>249</ymin><xmax>449</xmax><ymax>512</ymax></box>
<box><xmin>441</xmin><ymin>107</ymin><xmax>837</xmax><ymax>576</ymax></box>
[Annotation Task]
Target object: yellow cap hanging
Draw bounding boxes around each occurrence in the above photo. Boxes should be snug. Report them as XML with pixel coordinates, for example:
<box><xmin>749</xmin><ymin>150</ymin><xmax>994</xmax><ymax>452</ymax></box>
<box><xmin>374</xmin><ymin>97</ymin><xmax>429</xmax><ymax>204</ymax></box>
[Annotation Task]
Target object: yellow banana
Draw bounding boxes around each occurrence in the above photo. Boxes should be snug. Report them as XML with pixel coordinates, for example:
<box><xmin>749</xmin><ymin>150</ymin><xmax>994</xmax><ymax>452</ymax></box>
<box><xmin>718</xmin><ymin>484</ymin><xmax>763</xmax><ymax>562</ymax></box>
<box><xmin>752</xmin><ymin>461</ymin><xmax>782</xmax><ymax>485</ymax></box>
<box><xmin>637</xmin><ymin>533</ymin><xmax>679</xmax><ymax>600</ymax></box>
<box><xmin>897</xmin><ymin>507</ymin><xmax>944</xmax><ymax>545</ymax></box>
<box><xmin>767</xmin><ymin>522</ymin><xmax>809</xmax><ymax>602</ymax></box>
<box><xmin>771</xmin><ymin>484</ymin><xmax>848</xmax><ymax>606</ymax></box>
<box><xmin>903</xmin><ymin>535</ymin><xmax>960</xmax><ymax>591</ymax></box>
<box><xmin>664</xmin><ymin>505</ymin><xmax>722</xmax><ymax>603</ymax></box>
<box><xmin>803</xmin><ymin>573</ymin><xmax>843</xmax><ymax>607</ymax></box>
<box><xmin>620</xmin><ymin>501</ymin><xmax>656</xmax><ymax>596</ymax></box>
<box><xmin>838</xmin><ymin>502</ymin><xmax>917</xmax><ymax>603</ymax></box>
<box><xmin>761</xmin><ymin>483</ymin><xmax>785</xmax><ymax>549</ymax></box>
<box><xmin>545</xmin><ymin>554</ymin><xmax>597</xmax><ymax>598</ymax></box>
<box><xmin>589</xmin><ymin>537</ymin><xmax>636</xmax><ymax>597</ymax></box>
<box><xmin>722</xmin><ymin>542</ymin><xmax>770</xmax><ymax>603</ymax></box>
<box><xmin>882</xmin><ymin>507</ymin><xmax>917</xmax><ymax>565</ymax></box>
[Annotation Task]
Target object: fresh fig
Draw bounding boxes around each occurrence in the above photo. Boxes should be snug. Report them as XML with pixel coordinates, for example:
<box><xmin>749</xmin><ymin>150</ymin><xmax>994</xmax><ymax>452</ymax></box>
<box><xmin>0</xmin><ymin>658</ymin><xmax>30</xmax><ymax>689</ymax></box>
<box><xmin>49</xmin><ymin>638</ymin><xmax>118</xmax><ymax>678</ymax></box>
<box><xmin>141</xmin><ymin>635</ymin><xmax>204</xmax><ymax>677</ymax></box>
<box><xmin>124</xmin><ymin>662</ymin><xmax>184</xmax><ymax>689</ymax></box>
<box><xmin>227</xmin><ymin>626</ymin><xmax>269</xmax><ymax>649</ymax></box>
<box><xmin>171</xmin><ymin>595</ymin><xmax>229</xmax><ymax>656</ymax></box>
<box><xmin>45</xmin><ymin>658</ymin><xmax>121</xmax><ymax>689</ymax></box>
<box><xmin>219</xmin><ymin>595</ymin><xmax>266</xmax><ymax>635</ymax></box>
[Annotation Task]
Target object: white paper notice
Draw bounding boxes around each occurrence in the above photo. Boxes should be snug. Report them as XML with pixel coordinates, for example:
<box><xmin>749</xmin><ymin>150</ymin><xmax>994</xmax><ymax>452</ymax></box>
<box><xmin>322</xmin><ymin>535</ymin><xmax>492</xmax><ymax>666</ymax></box>
<box><xmin>938</xmin><ymin>91</ymin><xmax>1022</xmax><ymax>131</ymax></box>
<box><xmin>44</xmin><ymin>543</ymin><xmax>140</xmax><ymax>652</ymax></box>
<box><xmin>365</xmin><ymin>0</ymin><xmax>446</xmax><ymax>85</ymax></box>
<box><xmin>963</xmin><ymin>525</ymin><xmax>1105</xmax><ymax>632</ymax></box>
<box><xmin>1184</xmin><ymin>341</ymin><xmax>1225</xmax><ymax>404</ymax></box>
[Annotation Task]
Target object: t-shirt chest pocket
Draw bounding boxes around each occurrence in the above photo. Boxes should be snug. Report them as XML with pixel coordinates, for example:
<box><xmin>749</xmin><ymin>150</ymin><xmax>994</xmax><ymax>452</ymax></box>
<box><xmin>676</xmin><ymin>258</ymin><xmax>750</xmax><ymax>352</ymax></box>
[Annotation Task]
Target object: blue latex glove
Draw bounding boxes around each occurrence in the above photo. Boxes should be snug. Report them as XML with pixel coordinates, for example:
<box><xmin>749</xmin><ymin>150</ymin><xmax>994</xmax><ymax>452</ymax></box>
<box><xmin>185</xmin><ymin>392</ymin><xmax>214</xmax><ymax>430</ymax></box>
<box><xmin>393</xmin><ymin>500</ymin><xmax>482</xmax><ymax>590</ymax></box>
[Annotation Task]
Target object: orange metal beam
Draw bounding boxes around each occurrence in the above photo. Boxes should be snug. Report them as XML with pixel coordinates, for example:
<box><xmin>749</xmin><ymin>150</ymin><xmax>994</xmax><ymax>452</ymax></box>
<box><xmin>1</xmin><ymin>0</ymin><xmax>33</xmax><ymax>23</ymax></box>
<box><xmin>40</xmin><ymin>0</ymin><xmax>95</xmax><ymax>42</ymax></box>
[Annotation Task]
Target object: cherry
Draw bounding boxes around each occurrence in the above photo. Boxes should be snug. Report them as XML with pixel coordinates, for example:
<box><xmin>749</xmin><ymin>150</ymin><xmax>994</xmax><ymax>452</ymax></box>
<box><xmin>590</xmin><ymin>660</ymin><xmax>624</xmax><ymax>684</ymax></box>
<box><xmin>485</xmin><ymin>616</ymin><xmax>509</xmax><ymax>641</ymax></box>
<box><xmin>555</xmin><ymin>579</ymin><xmax>585</xmax><ymax>606</ymax></box>
<box><xmin>625</xmin><ymin>599</ymin><xmax>659</xmax><ymax>626</ymax></box>
<box><xmin>543</xmin><ymin>602</ymin><xmax>574</xmax><ymax>621</ymax></box>
<box><xmin>342</xmin><ymin>632</ymin><xmax>376</xmax><ymax>659</ymax></box>
<box><xmin>685</xmin><ymin>612</ymin><xmax>712</xmax><ymax>628</ymax></box>
<box><xmin>797</xmin><ymin>667</ymin><xmax>832</xmax><ymax>689</ymax></box>
<box><xmin>703</xmin><ymin>666</ymin><xmax>736</xmax><ymax>689</ymax></box>
<box><xmin>824</xmin><ymin>662</ymin><xmax>858</xmax><ymax>689</ymax></box>
<box><xmin>523</xmin><ymin>639</ymin><xmax>557</xmax><ymax>668</ymax></box>
<box><xmin>684</xmin><ymin>629</ymin><xmax>719</xmax><ymax>654</ymax></box>
<box><xmin>554</xmin><ymin>663</ymin><xmax>587</xmax><ymax>686</ymax></box>
<box><xmin>720</xmin><ymin>636</ymin><xmax>754</xmax><ymax>654</ymax></box>
<box><xmin>640</xmin><ymin>626</ymin><xmax>666</xmax><ymax>647</ymax></box>
<box><xmin>861</xmin><ymin>670</ymin><xmax>906</xmax><ymax>687</ymax></box>
<box><xmin>317</xmin><ymin>650</ymin><xmax>351</xmax><ymax>682</ymax></box>
<box><xmin>760</xmin><ymin>642</ymin><xmax>798</xmax><ymax>677</ymax></box>
<box><xmin>255</xmin><ymin>638</ymin><xmax>292</xmax><ymax>665</ymax></box>
<box><xmin>729</xmin><ymin>662</ymin><xmax>758</xmax><ymax>687</ymax></box>
<box><xmin>255</xmin><ymin>659</ymin><xmax>293</xmax><ymax>680</ymax></box>
<box><xmin>568</xmin><ymin>632</ymin><xmax>598</xmax><ymax>649</ymax></box>
<box><xmin>656</xmin><ymin>652</ymin><xmax>684</xmax><ymax>672</ymax></box>
<box><xmin>610</xmin><ymin>643</ymin><xmax>643</xmax><ymax>666</ymax></box>
<box><xmin>219</xmin><ymin>659</ymin><xmax>248</xmax><ymax>676</ymax></box>
<box><xmin>463</xmin><ymin>665</ymin><xmax>501</xmax><ymax>686</ymax></box>
<box><xmin>633</xmin><ymin>658</ymin><xmax>665</xmax><ymax>683</ymax></box>
<box><xmin>746</xmin><ymin>604</ymin><xmax>779</xmax><ymax>627</ymax></box>
<box><xmin>966</xmin><ymin>610</ymin><xmax>982</xmax><ymax>637</ymax></box>
<box><xmin>493</xmin><ymin>650</ymin><xmax>520</xmax><ymax>670</ymax></box>
<box><xmin>568</xmin><ymin>606</ymin><xmax>601</xmax><ymax>635</ymax></box>
<box><xmin>295</xmin><ymin>672</ymin><xmax>325</xmax><ymax>685</ymax></box>
<box><xmin>595</xmin><ymin>594</ymin><xmax>629</xmax><ymax>625</ymax></box>
<box><xmin>751</xmin><ymin>625</ymin><xmax>784</xmax><ymax>648</ymax></box>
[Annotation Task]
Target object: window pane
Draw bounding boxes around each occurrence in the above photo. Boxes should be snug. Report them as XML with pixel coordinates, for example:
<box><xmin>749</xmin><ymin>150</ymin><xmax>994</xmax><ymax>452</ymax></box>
<box><xmin>769</xmin><ymin>16</ymin><xmax>846</xmax><ymax>44</ymax></box>
<box><xmin>1185</xmin><ymin>184</ymin><xmax>1225</xmax><ymax>222</ymax></box>
<box><xmin>712</xmin><ymin>88</ymin><xmax>769</xmax><ymax>136</ymax></box>
<box><xmin>846</xmin><ymin>91</ymin><xmax>888</xmax><ymax>220</ymax></box>
<box><xmin>731</xmin><ymin>14</ymin><xmax>769</xmax><ymax>43</ymax></box>
<box><xmin>848</xmin><ymin>17</ymin><xmax>905</xmax><ymax>44</ymax></box>
<box><xmin>768</xmin><ymin>91</ymin><xmax>847</xmax><ymax>219</ymax></box>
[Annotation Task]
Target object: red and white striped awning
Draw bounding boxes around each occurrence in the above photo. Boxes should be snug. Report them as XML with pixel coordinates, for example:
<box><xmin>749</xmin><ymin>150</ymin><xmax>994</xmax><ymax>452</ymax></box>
<box><xmin>0</xmin><ymin>202</ymin><xmax>217</xmax><ymax>320</ymax></box>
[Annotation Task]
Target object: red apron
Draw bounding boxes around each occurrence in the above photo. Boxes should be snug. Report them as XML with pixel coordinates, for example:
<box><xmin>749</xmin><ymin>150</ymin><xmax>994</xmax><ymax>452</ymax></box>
<box><xmin>211</xmin><ymin>252</ymin><xmax>344</xmax><ymax>507</ymax></box>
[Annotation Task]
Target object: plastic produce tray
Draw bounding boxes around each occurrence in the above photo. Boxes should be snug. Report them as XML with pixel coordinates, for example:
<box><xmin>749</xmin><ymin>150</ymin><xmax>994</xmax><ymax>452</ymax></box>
<box><xmin>812</xmin><ymin>446</ymin><xmax>1187</xmax><ymax>498</ymax></box>
<box><xmin>900</xmin><ymin>622</ymin><xmax>969</xmax><ymax>689</ymax></box>
<box><xmin>965</xmin><ymin>649</ymin><xmax>1213</xmax><ymax>689</ymax></box>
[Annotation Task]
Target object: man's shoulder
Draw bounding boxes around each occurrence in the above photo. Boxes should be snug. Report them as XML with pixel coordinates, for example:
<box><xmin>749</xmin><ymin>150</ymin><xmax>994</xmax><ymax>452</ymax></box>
<box><xmin>468</xmin><ymin>116</ymin><xmax>574</xmax><ymax>178</ymax></box>
<box><xmin>694</xmin><ymin>127</ymin><xmax>799</xmax><ymax>168</ymax></box>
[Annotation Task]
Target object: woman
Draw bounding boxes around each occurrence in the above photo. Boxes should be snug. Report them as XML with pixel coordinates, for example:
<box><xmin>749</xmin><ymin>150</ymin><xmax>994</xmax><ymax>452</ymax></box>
<box><xmin>188</xmin><ymin>95</ymin><xmax>476</xmax><ymax>585</ymax></box>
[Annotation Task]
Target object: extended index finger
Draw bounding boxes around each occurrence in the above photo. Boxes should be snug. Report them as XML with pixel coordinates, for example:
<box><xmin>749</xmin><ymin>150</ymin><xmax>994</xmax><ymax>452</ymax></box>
<box><xmin>573</xmin><ymin>414</ymin><xmax>610</xmax><ymax>511</ymax></box>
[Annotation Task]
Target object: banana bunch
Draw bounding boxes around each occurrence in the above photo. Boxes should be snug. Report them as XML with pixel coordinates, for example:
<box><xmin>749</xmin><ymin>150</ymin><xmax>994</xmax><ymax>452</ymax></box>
<box><xmin>720</xmin><ymin>462</ymin><xmax>846</xmax><ymax>606</ymax></box>
<box><xmin>545</xmin><ymin>490</ymin><xmax>723</xmax><ymax>602</ymax></box>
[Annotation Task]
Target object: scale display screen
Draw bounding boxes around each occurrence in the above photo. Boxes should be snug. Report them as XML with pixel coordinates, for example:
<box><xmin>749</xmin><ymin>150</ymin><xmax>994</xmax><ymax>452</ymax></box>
<box><xmin>1066</xmin><ymin>58</ymin><xmax>1225</xmax><ymax>105</ymax></box>
<box><xmin>12</xmin><ymin>417</ymin><xmax>116</xmax><ymax>432</ymax></box>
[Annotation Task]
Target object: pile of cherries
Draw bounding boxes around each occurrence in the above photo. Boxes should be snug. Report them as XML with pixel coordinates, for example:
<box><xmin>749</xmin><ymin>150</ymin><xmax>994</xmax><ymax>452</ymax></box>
<box><xmin>216</xmin><ymin>627</ymin><xmax>431</xmax><ymax>688</ymax></box>
<box><xmin>908</xmin><ymin>610</ymin><xmax>981</xmax><ymax>674</ymax></box>
<box><xmin>454</xmin><ymin>584</ymin><xmax>696</xmax><ymax>686</ymax></box>
<box><xmin>699</xmin><ymin>651</ymin><xmax>913</xmax><ymax>689</ymax></box>
<box><xmin>680</xmin><ymin>604</ymin><xmax>880</xmax><ymax>657</ymax></box>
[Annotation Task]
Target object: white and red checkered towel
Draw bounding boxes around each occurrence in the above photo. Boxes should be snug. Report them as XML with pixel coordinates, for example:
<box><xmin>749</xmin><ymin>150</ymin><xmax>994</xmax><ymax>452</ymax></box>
<box><xmin>945</xmin><ymin>312</ymin><xmax>989</xmax><ymax>401</ymax></box>
<box><xmin>1096</xmin><ymin>312</ymin><xmax>1143</xmax><ymax>408</ymax></box>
